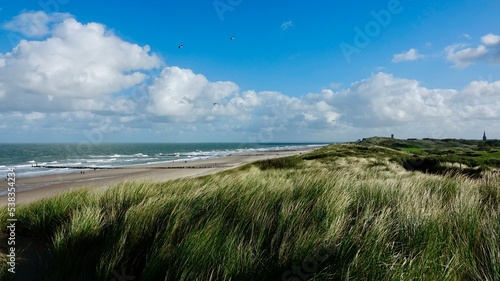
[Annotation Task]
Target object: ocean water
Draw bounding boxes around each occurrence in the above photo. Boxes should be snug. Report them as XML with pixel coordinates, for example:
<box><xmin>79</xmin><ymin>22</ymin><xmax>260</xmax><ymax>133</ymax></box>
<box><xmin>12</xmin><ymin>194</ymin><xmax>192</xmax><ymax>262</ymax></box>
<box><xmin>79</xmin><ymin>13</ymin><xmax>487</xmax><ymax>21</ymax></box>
<box><xmin>0</xmin><ymin>143</ymin><xmax>327</xmax><ymax>179</ymax></box>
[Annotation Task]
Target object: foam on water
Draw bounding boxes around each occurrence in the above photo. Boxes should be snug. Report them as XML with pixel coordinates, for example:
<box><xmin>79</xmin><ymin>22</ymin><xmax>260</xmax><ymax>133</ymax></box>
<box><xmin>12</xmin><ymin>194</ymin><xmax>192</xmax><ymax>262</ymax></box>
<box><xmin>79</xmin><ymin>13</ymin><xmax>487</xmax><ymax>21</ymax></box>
<box><xmin>0</xmin><ymin>143</ymin><xmax>328</xmax><ymax>179</ymax></box>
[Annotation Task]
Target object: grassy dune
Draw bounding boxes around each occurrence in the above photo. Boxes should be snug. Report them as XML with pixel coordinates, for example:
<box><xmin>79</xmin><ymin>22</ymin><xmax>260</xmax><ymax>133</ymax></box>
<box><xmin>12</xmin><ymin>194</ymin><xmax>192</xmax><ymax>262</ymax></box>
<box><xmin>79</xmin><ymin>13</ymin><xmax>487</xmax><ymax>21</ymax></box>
<box><xmin>1</xmin><ymin>144</ymin><xmax>499</xmax><ymax>280</ymax></box>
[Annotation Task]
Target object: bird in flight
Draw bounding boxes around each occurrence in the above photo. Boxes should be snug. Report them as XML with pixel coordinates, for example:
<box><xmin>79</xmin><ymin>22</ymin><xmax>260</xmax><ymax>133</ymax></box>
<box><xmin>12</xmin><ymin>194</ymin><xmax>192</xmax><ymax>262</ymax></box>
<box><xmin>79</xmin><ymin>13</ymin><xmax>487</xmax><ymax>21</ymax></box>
<box><xmin>178</xmin><ymin>44</ymin><xmax>183</xmax><ymax>49</ymax></box>
<box><xmin>230</xmin><ymin>36</ymin><xmax>235</xmax><ymax>40</ymax></box>
<box><xmin>213</xmin><ymin>103</ymin><xmax>218</xmax><ymax>106</ymax></box>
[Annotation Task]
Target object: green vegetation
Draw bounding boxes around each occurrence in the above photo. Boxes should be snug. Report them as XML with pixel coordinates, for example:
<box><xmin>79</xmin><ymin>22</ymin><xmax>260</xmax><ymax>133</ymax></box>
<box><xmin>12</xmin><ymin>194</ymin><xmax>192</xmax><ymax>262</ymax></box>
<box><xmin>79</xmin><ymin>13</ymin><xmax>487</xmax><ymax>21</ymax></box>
<box><xmin>401</xmin><ymin>147</ymin><xmax>425</xmax><ymax>152</ymax></box>
<box><xmin>254</xmin><ymin>155</ymin><xmax>303</xmax><ymax>170</ymax></box>
<box><xmin>1</xmin><ymin>143</ymin><xmax>499</xmax><ymax>280</ymax></box>
<box><xmin>359</xmin><ymin>137</ymin><xmax>500</xmax><ymax>176</ymax></box>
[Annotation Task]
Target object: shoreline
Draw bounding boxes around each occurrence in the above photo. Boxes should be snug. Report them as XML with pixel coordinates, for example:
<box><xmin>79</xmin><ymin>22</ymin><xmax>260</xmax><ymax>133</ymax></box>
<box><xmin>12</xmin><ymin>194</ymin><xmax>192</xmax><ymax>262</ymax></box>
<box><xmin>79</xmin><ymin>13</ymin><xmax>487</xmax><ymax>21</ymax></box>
<box><xmin>1</xmin><ymin>147</ymin><xmax>316</xmax><ymax>206</ymax></box>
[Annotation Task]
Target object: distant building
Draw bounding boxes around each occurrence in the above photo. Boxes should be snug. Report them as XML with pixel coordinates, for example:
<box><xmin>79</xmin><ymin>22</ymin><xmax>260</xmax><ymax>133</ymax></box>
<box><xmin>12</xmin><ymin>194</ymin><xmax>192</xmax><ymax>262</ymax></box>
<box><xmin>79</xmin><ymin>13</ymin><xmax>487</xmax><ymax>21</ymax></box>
<box><xmin>391</xmin><ymin>134</ymin><xmax>394</xmax><ymax>139</ymax></box>
<box><xmin>483</xmin><ymin>131</ymin><xmax>487</xmax><ymax>141</ymax></box>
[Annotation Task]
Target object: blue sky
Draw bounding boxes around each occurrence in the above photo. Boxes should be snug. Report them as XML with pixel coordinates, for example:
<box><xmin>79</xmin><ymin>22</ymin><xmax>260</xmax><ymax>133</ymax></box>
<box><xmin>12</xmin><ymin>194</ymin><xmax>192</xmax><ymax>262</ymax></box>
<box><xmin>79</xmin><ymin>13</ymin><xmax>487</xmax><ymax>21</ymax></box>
<box><xmin>0</xmin><ymin>0</ymin><xmax>499</xmax><ymax>142</ymax></box>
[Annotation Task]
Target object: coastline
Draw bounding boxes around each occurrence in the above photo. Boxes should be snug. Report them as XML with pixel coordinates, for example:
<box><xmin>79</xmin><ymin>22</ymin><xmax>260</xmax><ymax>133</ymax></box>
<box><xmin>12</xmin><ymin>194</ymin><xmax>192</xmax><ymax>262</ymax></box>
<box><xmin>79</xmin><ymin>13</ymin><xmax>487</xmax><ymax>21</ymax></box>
<box><xmin>0</xmin><ymin>147</ymin><xmax>316</xmax><ymax>206</ymax></box>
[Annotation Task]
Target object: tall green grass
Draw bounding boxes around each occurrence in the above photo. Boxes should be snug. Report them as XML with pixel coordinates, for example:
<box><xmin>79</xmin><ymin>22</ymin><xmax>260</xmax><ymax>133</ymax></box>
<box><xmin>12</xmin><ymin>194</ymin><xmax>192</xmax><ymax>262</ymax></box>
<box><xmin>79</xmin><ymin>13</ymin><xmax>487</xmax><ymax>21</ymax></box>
<box><xmin>1</xmin><ymin>144</ymin><xmax>499</xmax><ymax>280</ymax></box>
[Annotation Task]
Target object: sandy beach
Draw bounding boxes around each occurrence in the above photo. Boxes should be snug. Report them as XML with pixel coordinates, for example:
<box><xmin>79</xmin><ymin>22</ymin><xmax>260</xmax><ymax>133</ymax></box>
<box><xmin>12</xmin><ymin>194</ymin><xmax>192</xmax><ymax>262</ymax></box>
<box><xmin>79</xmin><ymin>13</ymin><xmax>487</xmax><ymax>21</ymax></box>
<box><xmin>1</xmin><ymin>148</ymin><xmax>316</xmax><ymax>206</ymax></box>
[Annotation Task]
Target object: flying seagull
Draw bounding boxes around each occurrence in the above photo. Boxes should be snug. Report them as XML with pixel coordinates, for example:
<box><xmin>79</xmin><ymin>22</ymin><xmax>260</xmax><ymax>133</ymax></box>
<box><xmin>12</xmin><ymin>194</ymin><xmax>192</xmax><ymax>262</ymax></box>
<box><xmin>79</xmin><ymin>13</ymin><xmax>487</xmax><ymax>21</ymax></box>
<box><xmin>213</xmin><ymin>103</ymin><xmax>218</xmax><ymax>106</ymax></box>
<box><xmin>230</xmin><ymin>36</ymin><xmax>235</xmax><ymax>40</ymax></box>
<box><xmin>178</xmin><ymin>44</ymin><xmax>183</xmax><ymax>49</ymax></box>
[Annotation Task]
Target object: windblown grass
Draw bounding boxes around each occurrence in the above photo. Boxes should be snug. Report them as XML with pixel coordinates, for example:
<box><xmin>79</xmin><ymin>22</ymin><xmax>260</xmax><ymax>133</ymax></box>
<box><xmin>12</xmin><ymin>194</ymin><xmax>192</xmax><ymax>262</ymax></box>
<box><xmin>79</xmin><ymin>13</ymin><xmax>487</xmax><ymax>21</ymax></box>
<box><xmin>0</xmin><ymin>144</ymin><xmax>499</xmax><ymax>280</ymax></box>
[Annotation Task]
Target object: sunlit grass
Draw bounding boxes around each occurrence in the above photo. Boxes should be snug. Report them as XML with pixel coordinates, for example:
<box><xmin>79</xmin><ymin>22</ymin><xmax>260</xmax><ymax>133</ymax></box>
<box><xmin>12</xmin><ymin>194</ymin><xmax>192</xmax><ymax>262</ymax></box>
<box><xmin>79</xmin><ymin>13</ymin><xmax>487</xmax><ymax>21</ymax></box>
<box><xmin>0</xmin><ymin>144</ymin><xmax>499</xmax><ymax>280</ymax></box>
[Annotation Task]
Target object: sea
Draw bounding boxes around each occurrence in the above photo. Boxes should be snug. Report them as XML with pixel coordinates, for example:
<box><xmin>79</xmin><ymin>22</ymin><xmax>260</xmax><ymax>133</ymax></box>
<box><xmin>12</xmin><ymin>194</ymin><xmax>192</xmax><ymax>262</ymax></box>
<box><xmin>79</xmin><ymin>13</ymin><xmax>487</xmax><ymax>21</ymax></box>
<box><xmin>0</xmin><ymin>143</ymin><xmax>328</xmax><ymax>180</ymax></box>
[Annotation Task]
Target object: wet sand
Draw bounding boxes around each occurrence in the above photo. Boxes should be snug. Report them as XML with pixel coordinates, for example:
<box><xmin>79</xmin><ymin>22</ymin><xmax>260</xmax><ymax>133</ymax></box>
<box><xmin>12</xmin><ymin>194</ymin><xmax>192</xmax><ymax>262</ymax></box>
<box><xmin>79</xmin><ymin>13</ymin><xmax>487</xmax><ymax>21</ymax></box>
<box><xmin>0</xmin><ymin>148</ymin><xmax>315</xmax><ymax>206</ymax></box>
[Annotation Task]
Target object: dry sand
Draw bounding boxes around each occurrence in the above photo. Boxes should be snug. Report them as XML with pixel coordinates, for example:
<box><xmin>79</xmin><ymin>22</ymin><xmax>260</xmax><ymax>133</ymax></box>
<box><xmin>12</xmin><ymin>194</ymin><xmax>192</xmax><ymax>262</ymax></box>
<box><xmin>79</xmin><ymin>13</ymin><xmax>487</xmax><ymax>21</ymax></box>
<box><xmin>1</xmin><ymin>148</ymin><xmax>316</xmax><ymax>206</ymax></box>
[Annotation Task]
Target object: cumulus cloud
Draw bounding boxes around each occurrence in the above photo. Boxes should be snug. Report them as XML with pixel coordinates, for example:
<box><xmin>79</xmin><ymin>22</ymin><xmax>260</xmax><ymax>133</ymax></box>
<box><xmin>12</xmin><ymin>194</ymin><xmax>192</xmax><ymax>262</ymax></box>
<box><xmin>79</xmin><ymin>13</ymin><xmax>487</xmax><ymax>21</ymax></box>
<box><xmin>306</xmin><ymin>72</ymin><xmax>500</xmax><ymax>132</ymax></box>
<box><xmin>392</xmin><ymin>48</ymin><xmax>424</xmax><ymax>63</ymax></box>
<box><xmin>303</xmin><ymin>73</ymin><xmax>454</xmax><ymax>129</ymax></box>
<box><xmin>453</xmin><ymin>80</ymin><xmax>500</xmax><ymax>119</ymax></box>
<box><xmin>147</xmin><ymin>66</ymin><xmax>240</xmax><ymax>121</ymax></box>
<box><xmin>146</xmin><ymin>66</ymin><xmax>342</xmax><ymax>131</ymax></box>
<box><xmin>0</xmin><ymin>12</ymin><xmax>162</xmax><ymax>117</ymax></box>
<box><xmin>304</xmin><ymin>73</ymin><xmax>500</xmax><ymax>140</ymax></box>
<box><xmin>446</xmin><ymin>33</ymin><xmax>500</xmax><ymax>67</ymax></box>
<box><xmin>281</xmin><ymin>21</ymin><xmax>293</xmax><ymax>31</ymax></box>
<box><xmin>0</xmin><ymin>17</ymin><xmax>161</xmax><ymax>99</ymax></box>
<box><xmin>3</xmin><ymin>11</ymin><xmax>71</xmax><ymax>37</ymax></box>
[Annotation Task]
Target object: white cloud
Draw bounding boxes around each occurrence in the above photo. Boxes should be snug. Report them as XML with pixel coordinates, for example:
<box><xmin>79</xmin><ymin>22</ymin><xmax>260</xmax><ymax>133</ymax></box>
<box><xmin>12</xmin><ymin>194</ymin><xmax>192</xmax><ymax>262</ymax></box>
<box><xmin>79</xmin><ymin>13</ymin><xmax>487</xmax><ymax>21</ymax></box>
<box><xmin>335</xmin><ymin>73</ymin><xmax>500</xmax><ymax>128</ymax></box>
<box><xmin>445</xmin><ymin>44</ymin><xmax>487</xmax><ymax>67</ymax></box>
<box><xmin>2</xmin><ymin>11</ymin><xmax>71</xmax><ymax>37</ymax></box>
<box><xmin>304</xmin><ymin>73</ymin><xmax>456</xmax><ymax>128</ymax></box>
<box><xmin>0</xmin><ymin>14</ymin><xmax>161</xmax><ymax>115</ymax></box>
<box><xmin>481</xmin><ymin>33</ymin><xmax>500</xmax><ymax>46</ymax></box>
<box><xmin>461</xmin><ymin>33</ymin><xmax>471</xmax><ymax>39</ymax></box>
<box><xmin>446</xmin><ymin>33</ymin><xmax>500</xmax><ymax>67</ymax></box>
<box><xmin>147</xmin><ymin>66</ymin><xmax>342</xmax><ymax>132</ymax></box>
<box><xmin>392</xmin><ymin>48</ymin><xmax>424</xmax><ymax>63</ymax></box>
<box><xmin>147</xmin><ymin>66</ymin><xmax>239</xmax><ymax>121</ymax></box>
<box><xmin>0</xmin><ymin>18</ymin><xmax>161</xmax><ymax>98</ymax></box>
<box><xmin>146</xmin><ymin>68</ymin><xmax>500</xmax><ymax>138</ymax></box>
<box><xmin>25</xmin><ymin>112</ymin><xmax>46</xmax><ymax>121</ymax></box>
<box><xmin>453</xmin><ymin>80</ymin><xmax>500</xmax><ymax>119</ymax></box>
<box><xmin>281</xmin><ymin>21</ymin><xmax>293</xmax><ymax>31</ymax></box>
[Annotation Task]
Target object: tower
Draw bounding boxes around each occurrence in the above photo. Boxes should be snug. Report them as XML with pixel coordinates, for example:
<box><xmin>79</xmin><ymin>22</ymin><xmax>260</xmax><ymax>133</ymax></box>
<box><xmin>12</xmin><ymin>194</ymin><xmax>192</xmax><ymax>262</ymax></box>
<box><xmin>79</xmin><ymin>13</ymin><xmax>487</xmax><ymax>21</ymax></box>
<box><xmin>483</xmin><ymin>131</ymin><xmax>487</xmax><ymax>141</ymax></box>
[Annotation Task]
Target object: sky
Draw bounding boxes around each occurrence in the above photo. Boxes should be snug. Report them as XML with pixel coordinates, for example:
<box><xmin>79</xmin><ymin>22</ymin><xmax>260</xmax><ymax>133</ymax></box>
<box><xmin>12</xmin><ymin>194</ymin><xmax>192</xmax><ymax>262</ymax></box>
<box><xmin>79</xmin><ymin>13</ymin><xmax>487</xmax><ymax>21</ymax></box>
<box><xmin>0</xmin><ymin>0</ymin><xmax>499</xmax><ymax>143</ymax></box>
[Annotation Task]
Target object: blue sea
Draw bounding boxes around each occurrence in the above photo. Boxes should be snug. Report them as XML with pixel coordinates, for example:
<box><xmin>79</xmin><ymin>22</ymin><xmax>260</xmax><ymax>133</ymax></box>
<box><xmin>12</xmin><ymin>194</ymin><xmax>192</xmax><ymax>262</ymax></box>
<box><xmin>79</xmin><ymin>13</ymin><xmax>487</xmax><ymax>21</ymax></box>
<box><xmin>0</xmin><ymin>143</ymin><xmax>328</xmax><ymax>179</ymax></box>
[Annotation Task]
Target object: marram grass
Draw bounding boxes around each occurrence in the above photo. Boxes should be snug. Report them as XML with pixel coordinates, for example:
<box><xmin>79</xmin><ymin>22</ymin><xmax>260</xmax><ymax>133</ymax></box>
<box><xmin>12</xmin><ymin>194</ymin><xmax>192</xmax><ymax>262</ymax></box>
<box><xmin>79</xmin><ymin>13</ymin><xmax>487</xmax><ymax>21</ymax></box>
<box><xmin>0</xmin><ymin>144</ymin><xmax>499</xmax><ymax>280</ymax></box>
